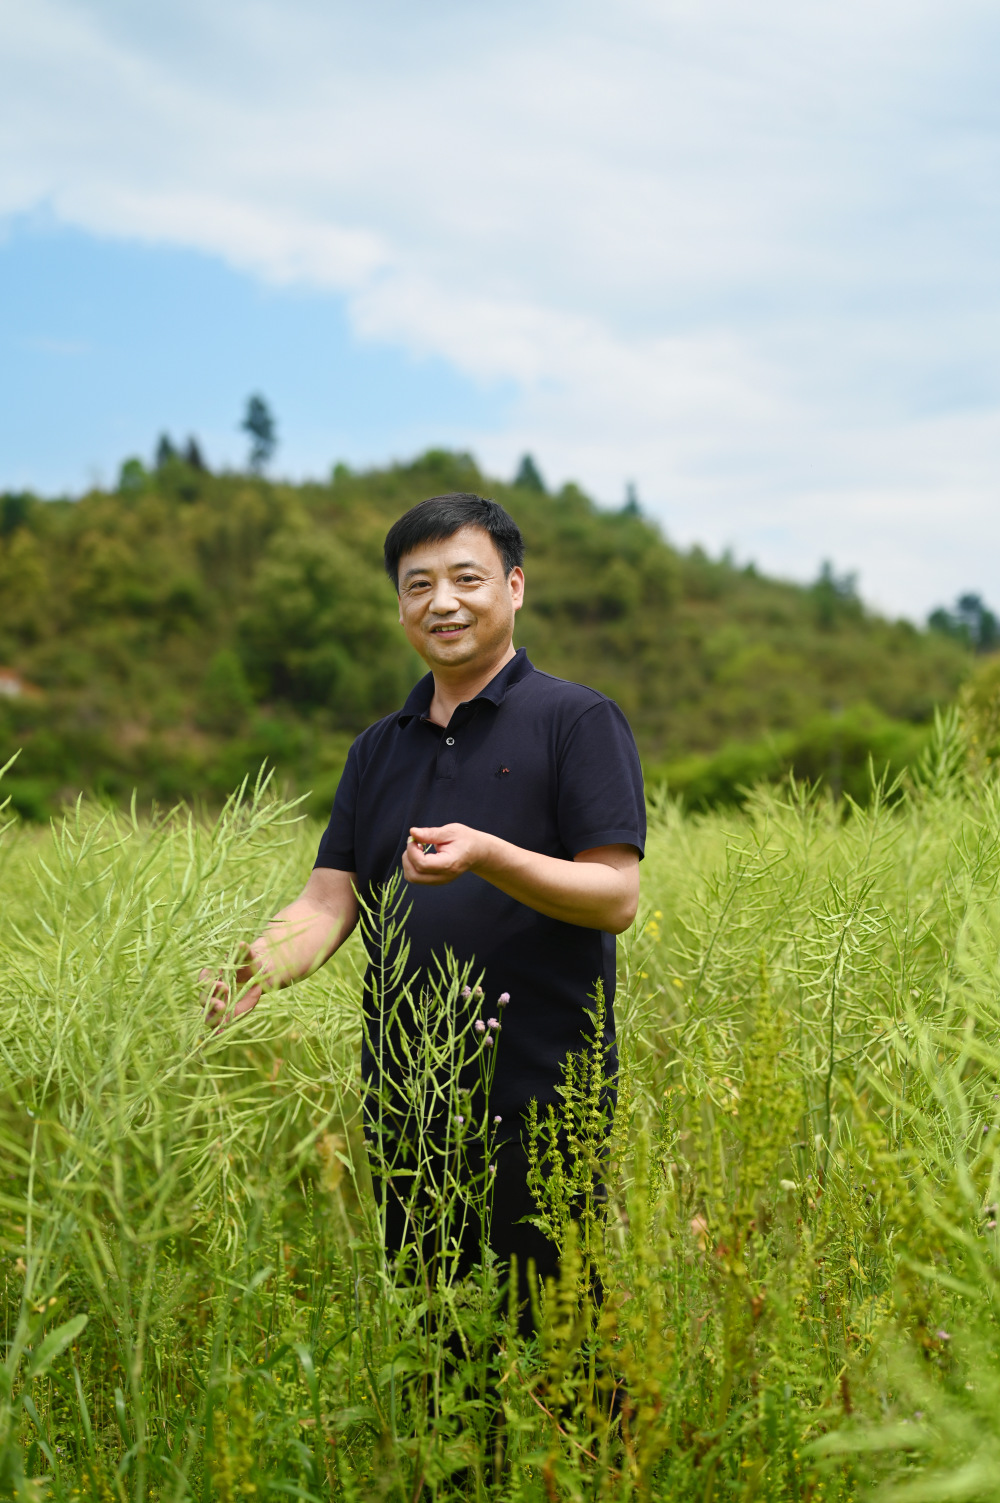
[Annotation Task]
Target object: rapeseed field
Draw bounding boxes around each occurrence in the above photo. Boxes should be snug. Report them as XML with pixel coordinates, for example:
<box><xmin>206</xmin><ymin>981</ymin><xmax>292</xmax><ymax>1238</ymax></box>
<box><xmin>3</xmin><ymin>716</ymin><xmax>1000</xmax><ymax>1501</ymax></box>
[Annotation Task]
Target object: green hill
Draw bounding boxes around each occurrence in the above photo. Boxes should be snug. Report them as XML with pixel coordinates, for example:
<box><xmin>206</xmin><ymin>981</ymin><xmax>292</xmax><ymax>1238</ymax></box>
<box><xmin>0</xmin><ymin>449</ymin><xmax>971</xmax><ymax>819</ymax></box>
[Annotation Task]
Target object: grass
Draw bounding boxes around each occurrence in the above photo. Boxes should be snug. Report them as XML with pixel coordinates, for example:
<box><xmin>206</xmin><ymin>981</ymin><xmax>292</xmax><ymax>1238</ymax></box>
<box><xmin>3</xmin><ymin>717</ymin><xmax>1000</xmax><ymax>1500</ymax></box>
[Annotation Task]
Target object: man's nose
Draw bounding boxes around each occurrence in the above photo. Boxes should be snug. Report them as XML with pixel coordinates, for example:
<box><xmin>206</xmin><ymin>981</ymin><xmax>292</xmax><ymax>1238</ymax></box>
<box><xmin>428</xmin><ymin>579</ymin><xmax>461</xmax><ymax>612</ymax></box>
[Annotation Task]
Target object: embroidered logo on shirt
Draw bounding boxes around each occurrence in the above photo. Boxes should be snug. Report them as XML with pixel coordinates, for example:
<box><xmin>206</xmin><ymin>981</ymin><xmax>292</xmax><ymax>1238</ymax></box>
<box><xmin>495</xmin><ymin>764</ymin><xmax>511</xmax><ymax>778</ymax></box>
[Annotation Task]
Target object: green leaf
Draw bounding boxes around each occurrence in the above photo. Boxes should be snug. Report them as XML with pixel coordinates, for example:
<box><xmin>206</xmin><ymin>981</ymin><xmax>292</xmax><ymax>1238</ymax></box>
<box><xmin>25</xmin><ymin>1313</ymin><xmax>88</xmax><ymax>1379</ymax></box>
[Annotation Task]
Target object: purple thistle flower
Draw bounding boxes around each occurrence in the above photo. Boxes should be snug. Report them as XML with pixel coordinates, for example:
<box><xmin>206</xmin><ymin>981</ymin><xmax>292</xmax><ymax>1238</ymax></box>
<box><xmin>461</xmin><ymin>987</ymin><xmax>472</xmax><ymax>999</ymax></box>
<box><xmin>489</xmin><ymin>1163</ymin><xmax>497</xmax><ymax>1175</ymax></box>
<box><xmin>487</xmin><ymin>1017</ymin><xmax>499</xmax><ymax>1030</ymax></box>
<box><xmin>484</xmin><ymin>1035</ymin><xmax>494</xmax><ymax>1048</ymax></box>
<box><xmin>474</xmin><ymin>1019</ymin><xmax>486</xmax><ymax>1033</ymax></box>
<box><xmin>498</xmin><ymin>992</ymin><xmax>510</xmax><ymax>1006</ymax></box>
<box><xmin>455</xmin><ymin>1115</ymin><xmax>465</xmax><ymax>1125</ymax></box>
<box><xmin>493</xmin><ymin>1114</ymin><xmax>502</xmax><ymax>1124</ymax></box>
<box><xmin>935</xmin><ymin>1329</ymin><xmax>951</xmax><ymax>1342</ymax></box>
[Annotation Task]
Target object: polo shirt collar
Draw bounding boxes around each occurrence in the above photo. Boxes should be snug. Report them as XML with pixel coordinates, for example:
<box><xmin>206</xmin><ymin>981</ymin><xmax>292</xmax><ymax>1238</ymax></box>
<box><xmin>397</xmin><ymin>647</ymin><xmax>534</xmax><ymax>725</ymax></box>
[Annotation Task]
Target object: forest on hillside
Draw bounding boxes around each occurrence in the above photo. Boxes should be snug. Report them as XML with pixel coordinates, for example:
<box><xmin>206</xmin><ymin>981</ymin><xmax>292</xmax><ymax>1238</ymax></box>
<box><xmin>0</xmin><ymin>448</ymin><xmax>973</xmax><ymax>819</ymax></box>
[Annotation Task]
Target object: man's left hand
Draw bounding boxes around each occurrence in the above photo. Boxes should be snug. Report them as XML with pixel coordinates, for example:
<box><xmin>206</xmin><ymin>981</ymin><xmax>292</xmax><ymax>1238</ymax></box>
<box><xmin>403</xmin><ymin>823</ymin><xmax>639</xmax><ymax>931</ymax></box>
<box><xmin>404</xmin><ymin>824</ymin><xmax>489</xmax><ymax>885</ymax></box>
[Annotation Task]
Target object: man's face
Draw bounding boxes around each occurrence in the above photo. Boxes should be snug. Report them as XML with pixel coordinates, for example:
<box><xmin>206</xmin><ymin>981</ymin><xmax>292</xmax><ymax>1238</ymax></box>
<box><xmin>396</xmin><ymin>525</ymin><xmax>524</xmax><ymax>672</ymax></box>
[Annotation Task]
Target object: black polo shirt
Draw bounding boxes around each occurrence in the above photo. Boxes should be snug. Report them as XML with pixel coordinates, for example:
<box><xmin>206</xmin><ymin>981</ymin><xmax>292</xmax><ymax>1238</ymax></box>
<box><xmin>314</xmin><ymin>649</ymin><xmax>645</xmax><ymax>1118</ymax></box>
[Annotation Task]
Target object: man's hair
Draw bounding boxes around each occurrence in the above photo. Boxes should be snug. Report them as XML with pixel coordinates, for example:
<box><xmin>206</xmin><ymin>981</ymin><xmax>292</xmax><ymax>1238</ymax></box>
<box><xmin>383</xmin><ymin>492</ymin><xmax>525</xmax><ymax>590</ymax></box>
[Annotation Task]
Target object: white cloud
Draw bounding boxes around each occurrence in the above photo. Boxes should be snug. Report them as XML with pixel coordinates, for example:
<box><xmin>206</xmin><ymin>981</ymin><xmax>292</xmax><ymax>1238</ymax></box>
<box><xmin>2</xmin><ymin>0</ymin><xmax>999</xmax><ymax>614</ymax></box>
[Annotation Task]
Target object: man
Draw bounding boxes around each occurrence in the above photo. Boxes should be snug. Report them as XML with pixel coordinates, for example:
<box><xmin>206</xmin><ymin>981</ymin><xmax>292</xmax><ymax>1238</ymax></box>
<box><xmin>205</xmin><ymin>491</ymin><xmax>645</xmax><ymax>1311</ymax></box>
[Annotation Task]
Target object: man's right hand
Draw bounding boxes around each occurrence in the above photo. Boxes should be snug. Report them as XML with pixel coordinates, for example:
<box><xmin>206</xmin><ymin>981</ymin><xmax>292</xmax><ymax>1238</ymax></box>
<box><xmin>198</xmin><ymin>867</ymin><xmax>360</xmax><ymax>1030</ymax></box>
<box><xmin>199</xmin><ymin>947</ymin><xmax>267</xmax><ymax>1028</ymax></box>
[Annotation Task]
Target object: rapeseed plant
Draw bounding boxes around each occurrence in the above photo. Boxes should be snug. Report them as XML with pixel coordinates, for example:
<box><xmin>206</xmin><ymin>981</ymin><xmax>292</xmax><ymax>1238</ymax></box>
<box><xmin>4</xmin><ymin>724</ymin><xmax>1000</xmax><ymax>1497</ymax></box>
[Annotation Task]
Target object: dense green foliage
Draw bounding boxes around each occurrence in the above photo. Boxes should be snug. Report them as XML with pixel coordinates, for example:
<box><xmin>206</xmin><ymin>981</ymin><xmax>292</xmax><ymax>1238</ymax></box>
<box><xmin>6</xmin><ymin>723</ymin><xmax>1000</xmax><ymax>1500</ymax></box>
<box><xmin>928</xmin><ymin>592</ymin><xmax>1000</xmax><ymax>654</ymax></box>
<box><xmin>0</xmin><ymin>451</ymin><xmax>968</xmax><ymax>820</ymax></box>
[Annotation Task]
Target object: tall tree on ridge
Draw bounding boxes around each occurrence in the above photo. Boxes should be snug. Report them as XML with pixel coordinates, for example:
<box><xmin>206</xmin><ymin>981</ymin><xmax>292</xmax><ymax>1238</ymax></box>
<box><xmin>514</xmin><ymin>453</ymin><xmax>545</xmax><ymax>492</ymax></box>
<box><xmin>242</xmin><ymin>395</ymin><xmax>277</xmax><ymax>474</ymax></box>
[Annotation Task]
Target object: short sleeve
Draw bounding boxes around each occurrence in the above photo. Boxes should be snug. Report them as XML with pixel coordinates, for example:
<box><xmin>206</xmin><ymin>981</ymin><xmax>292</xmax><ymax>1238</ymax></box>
<box><xmin>314</xmin><ymin>740</ymin><xmax>361</xmax><ymax>870</ymax></box>
<box><xmin>556</xmin><ymin>699</ymin><xmax>646</xmax><ymax>858</ymax></box>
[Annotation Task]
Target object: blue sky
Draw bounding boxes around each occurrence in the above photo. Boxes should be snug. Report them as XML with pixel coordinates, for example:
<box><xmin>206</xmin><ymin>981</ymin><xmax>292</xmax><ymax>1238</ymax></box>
<box><xmin>2</xmin><ymin>0</ymin><xmax>1000</xmax><ymax>619</ymax></box>
<box><xmin>1</xmin><ymin>217</ymin><xmax>509</xmax><ymax>490</ymax></box>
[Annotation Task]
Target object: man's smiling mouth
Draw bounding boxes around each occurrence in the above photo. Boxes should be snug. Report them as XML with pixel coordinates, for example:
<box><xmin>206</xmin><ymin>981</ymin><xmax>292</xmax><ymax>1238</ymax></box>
<box><xmin>429</xmin><ymin>623</ymin><xmax>469</xmax><ymax>635</ymax></box>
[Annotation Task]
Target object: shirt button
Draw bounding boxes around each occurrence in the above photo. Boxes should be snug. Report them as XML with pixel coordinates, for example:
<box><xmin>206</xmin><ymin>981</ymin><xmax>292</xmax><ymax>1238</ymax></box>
<box><xmin>445</xmin><ymin>736</ymin><xmax>455</xmax><ymax>746</ymax></box>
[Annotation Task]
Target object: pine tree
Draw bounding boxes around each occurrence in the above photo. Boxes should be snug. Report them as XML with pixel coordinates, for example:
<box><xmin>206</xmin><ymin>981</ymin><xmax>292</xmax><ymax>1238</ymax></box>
<box><xmin>514</xmin><ymin>453</ymin><xmax>545</xmax><ymax>492</ymax></box>
<box><xmin>241</xmin><ymin>396</ymin><xmax>277</xmax><ymax>474</ymax></box>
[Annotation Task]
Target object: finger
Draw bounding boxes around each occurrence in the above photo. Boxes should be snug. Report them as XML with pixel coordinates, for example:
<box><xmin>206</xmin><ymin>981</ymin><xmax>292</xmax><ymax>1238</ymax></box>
<box><xmin>408</xmin><ymin>849</ymin><xmax>452</xmax><ymax>874</ymax></box>
<box><xmin>409</xmin><ymin>827</ymin><xmax>450</xmax><ymax>845</ymax></box>
<box><xmin>402</xmin><ymin>847</ymin><xmax>450</xmax><ymax>882</ymax></box>
<box><xmin>204</xmin><ymin>999</ymin><xmax>230</xmax><ymax>1032</ymax></box>
<box><xmin>209</xmin><ymin>986</ymin><xmax>260</xmax><ymax>1030</ymax></box>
